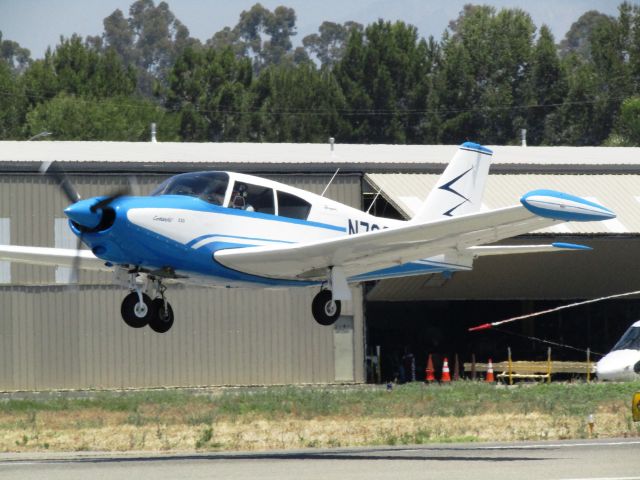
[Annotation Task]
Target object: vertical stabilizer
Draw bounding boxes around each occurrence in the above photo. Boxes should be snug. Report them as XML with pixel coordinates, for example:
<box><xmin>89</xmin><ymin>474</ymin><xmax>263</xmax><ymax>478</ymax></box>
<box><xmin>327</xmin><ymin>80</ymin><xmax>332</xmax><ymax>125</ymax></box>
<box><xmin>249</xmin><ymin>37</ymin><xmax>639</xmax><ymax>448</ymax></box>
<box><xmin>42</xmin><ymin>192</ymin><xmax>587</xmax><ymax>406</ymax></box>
<box><xmin>411</xmin><ymin>142</ymin><xmax>493</xmax><ymax>223</ymax></box>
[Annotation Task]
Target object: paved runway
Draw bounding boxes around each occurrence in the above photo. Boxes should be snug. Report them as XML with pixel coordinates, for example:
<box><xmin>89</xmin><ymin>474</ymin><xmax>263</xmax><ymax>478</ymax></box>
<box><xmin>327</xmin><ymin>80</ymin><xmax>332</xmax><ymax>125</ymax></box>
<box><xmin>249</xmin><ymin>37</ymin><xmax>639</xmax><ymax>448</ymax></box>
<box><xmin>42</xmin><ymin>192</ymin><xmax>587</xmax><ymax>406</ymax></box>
<box><xmin>1</xmin><ymin>438</ymin><xmax>639</xmax><ymax>480</ymax></box>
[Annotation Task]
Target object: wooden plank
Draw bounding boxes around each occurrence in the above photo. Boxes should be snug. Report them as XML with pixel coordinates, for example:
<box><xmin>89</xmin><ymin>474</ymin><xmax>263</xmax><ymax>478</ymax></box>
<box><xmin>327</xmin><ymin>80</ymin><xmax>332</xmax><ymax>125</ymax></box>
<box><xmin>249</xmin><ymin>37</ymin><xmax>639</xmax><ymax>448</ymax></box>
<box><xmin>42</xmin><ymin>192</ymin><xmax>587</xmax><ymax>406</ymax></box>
<box><xmin>464</xmin><ymin>361</ymin><xmax>595</xmax><ymax>374</ymax></box>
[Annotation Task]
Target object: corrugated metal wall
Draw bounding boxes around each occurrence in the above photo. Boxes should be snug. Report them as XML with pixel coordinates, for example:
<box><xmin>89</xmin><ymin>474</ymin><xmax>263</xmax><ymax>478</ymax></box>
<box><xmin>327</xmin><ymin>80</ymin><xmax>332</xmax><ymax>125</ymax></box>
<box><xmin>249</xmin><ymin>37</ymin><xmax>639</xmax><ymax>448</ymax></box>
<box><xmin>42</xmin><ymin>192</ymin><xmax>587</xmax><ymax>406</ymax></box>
<box><xmin>0</xmin><ymin>172</ymin><xmax>364</xmax><ymax>390</ymax></box>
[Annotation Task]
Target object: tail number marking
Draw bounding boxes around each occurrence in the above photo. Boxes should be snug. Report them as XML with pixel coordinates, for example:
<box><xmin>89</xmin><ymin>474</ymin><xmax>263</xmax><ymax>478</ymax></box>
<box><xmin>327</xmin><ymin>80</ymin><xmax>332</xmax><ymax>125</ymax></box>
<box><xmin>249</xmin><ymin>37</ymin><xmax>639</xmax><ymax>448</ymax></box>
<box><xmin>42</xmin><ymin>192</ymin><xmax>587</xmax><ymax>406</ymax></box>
<box><xmin>348</xmin><ymin>219</ymin><xmax>382</xmax><ymax>234</ymax></box>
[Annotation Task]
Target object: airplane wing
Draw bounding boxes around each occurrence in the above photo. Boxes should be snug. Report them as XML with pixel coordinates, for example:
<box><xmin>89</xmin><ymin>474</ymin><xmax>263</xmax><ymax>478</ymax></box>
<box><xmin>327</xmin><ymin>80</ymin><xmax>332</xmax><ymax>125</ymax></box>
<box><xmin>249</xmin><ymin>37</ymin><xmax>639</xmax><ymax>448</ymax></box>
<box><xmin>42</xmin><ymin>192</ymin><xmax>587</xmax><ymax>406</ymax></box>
<box><xmin>214</xmin><ymin>204</ymin><xmax>559</xmax><ymax>281</ymax></box>
<box><xmin>0</xmin><ymin>245</ymin><xmax>111</xmax><ymax>271</ymax></box>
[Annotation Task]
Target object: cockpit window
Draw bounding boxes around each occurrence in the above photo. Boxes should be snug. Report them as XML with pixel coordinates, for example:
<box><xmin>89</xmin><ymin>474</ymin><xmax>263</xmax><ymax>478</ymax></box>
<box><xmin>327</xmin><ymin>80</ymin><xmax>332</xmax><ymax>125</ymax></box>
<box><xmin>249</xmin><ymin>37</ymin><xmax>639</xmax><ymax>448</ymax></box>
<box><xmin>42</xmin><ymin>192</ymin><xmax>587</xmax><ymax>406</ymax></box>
<box><xmin>612</xmin><ymin>326</ymin><xmax>640</xmax><ymax>351</ymax></box>
<box><xmin>151</xmin><ymin>172</ymin><xmax>229</xmax><ymax>206</ymax></box>
<box><xmin>277</xmin><ymin>191</ymin><xmax>311</xmax><ymax>220</ymax></box>
<box><xmin>228</xmin><ymin>181</ymin><xmax>275</xmax><ymax>214</ymax></box>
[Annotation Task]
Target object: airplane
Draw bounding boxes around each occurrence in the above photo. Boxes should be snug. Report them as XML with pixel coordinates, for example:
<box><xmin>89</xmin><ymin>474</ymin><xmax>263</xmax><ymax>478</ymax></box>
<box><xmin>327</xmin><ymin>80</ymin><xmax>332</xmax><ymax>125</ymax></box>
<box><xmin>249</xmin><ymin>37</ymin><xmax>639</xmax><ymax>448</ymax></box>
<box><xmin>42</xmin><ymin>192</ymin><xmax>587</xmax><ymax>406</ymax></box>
<box><xmin>0</xmin><ymin>142</ymin><xmax>616</xmax><ymax>333</ymax></box>
<box><xmin>596</xmin><ymin>320</ymin><xmax>640</xmax><ymax>381</ymax></box>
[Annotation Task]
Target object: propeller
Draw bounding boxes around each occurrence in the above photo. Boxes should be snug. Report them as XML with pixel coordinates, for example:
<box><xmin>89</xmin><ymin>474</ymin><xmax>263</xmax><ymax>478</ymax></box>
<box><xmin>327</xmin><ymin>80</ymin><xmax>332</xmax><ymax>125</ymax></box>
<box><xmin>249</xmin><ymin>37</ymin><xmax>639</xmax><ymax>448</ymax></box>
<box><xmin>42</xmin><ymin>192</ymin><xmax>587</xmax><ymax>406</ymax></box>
<box><xmin>39</xmin><ymin>160</ymin><xmax>81</xmax><ymax>204</ymax></box>
<box><xmin>40</xmin><ymin>161</ymin><xmax>132</xmax><ymax>285</ymax></box>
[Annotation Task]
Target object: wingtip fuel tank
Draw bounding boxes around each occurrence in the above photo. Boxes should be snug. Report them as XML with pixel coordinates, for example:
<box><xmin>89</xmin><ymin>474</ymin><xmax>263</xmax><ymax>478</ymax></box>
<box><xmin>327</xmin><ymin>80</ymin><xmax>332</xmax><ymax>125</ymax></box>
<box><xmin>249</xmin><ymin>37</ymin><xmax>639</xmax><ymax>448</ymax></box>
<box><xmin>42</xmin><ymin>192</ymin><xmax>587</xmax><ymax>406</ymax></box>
<box><xmin>520</xmin><ymin>189</ymin><xmax>616</xmax><ymax>222</ymax></box>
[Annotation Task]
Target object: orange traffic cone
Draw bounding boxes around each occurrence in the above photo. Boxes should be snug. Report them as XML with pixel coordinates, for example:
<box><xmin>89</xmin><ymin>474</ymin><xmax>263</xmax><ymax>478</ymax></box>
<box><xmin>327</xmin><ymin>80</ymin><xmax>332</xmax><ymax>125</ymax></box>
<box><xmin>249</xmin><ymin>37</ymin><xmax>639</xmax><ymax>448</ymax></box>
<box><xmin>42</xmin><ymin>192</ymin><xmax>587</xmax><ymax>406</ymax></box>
<box><xmin>425</xmin><ymin>354</ymin><xmax>435</xmax><ymax>383</ymax></box>
<box><xmin>441</xmin><ymin>357</ymin><xmax>451</xmax><ymax>382</ymax></box>
<box><xmin>486</xmin><ymin>358</ymin><xmax>495</xmax><ymax>383</ymax></box>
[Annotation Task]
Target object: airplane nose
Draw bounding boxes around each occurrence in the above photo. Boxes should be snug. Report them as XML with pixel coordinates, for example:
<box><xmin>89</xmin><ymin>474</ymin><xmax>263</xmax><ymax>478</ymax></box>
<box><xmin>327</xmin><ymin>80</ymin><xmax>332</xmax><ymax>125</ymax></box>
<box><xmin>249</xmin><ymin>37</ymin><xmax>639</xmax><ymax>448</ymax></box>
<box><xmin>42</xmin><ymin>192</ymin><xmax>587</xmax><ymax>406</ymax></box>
<box><xmin>64</xmin><ymin>199</ymin><xmax>102</xmax><ymax>229</ymax></box>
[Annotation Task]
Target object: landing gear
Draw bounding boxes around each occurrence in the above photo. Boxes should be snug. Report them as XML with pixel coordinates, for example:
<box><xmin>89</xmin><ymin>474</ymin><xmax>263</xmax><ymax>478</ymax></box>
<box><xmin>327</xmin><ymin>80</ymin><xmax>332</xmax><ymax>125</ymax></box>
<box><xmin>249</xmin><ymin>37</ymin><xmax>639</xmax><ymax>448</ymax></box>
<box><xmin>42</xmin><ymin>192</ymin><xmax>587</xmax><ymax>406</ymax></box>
<box><xmin>149</xmin><ymin>298</ymin><xmax>174</xmax><ymax>333</ymax></box>
<box><xmin>120</xmin><ymin>274</ymin><xmax>175</xmax><ymax>333</ymax></box>
<box><xmin>312</xmin><ymin>289</ymin><xmax>341</xmax><ymax>326</ymax></box>
<box><xmin>121</xmin><ymin>291</ymin><xmax>153</xmax><ymax>328</ymax></box>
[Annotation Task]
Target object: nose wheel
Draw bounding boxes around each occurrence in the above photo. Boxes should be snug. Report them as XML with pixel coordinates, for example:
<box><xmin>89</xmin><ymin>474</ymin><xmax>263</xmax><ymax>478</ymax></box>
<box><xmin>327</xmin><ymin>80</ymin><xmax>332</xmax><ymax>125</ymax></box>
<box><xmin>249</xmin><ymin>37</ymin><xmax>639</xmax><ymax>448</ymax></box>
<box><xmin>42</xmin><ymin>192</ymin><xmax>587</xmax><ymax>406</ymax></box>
<box><xmin>121</xmin><ymin>292</ymin><xmax>153</xmax><ymax>328</ymax></box>
<box><xmin>120</xmin><ymin>275</ymin><xmax>175</xmax><ymax>333</ymax></box>
<box><xmin>312</xmin><ymin>290</ymin><xmax>341</xmax><ymax>326</ymax></box>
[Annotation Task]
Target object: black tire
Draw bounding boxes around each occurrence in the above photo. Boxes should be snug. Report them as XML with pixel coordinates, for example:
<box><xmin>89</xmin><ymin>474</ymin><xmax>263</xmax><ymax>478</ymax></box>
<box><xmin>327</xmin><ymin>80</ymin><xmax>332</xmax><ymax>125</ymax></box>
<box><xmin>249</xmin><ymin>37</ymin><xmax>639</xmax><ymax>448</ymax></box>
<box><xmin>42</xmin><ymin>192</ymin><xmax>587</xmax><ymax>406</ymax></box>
<box><xmin>312</xmin><ymin>290</ymin><xmax>341</xmax><ymax>326</ymax></box>
<box><xmin>149</xmin><ymin>298</ymin><xmax>174</xmax><ymax>333</ymax></box>
<box><xmin>121</xmin><ymin>292</ymin><xmax>153</xmax><ymax>328</ymax></box>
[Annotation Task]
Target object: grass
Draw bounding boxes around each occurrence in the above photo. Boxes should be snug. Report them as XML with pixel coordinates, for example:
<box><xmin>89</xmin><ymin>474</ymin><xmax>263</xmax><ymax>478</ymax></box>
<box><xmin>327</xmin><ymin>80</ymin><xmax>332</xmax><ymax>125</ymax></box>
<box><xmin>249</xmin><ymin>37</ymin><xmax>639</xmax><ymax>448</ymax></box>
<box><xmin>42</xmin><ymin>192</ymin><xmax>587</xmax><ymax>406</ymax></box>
<box><xmin>0</xmin><ymin>381</ymin><xmax>638</xmax><ymax>452</ymax></box>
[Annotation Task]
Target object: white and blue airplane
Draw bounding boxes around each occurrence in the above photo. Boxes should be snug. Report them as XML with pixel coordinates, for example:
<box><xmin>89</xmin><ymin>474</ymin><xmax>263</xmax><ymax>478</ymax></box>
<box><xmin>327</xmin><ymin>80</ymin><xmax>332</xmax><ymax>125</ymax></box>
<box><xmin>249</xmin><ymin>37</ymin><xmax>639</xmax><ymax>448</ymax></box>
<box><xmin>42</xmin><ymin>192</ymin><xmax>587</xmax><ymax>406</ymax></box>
<box><xmin>596</xmin><ymin>320</ymin><xmax>640</xmax><ymax>381</ymax></box>
<box><xmin>0</xmin><ymin>142</ymin><xmax>616</xmax><ymax>333</ymax></box>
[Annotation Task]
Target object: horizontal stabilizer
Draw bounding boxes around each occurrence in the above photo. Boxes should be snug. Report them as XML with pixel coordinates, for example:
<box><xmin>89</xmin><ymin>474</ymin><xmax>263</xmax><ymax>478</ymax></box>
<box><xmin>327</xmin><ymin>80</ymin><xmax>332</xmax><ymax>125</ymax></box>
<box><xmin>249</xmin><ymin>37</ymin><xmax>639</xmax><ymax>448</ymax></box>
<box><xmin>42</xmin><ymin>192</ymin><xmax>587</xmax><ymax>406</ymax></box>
<box><xmin>468</xmin><ymin>242</ymin><xmax>592</xmax><ymax>257</ymax></box>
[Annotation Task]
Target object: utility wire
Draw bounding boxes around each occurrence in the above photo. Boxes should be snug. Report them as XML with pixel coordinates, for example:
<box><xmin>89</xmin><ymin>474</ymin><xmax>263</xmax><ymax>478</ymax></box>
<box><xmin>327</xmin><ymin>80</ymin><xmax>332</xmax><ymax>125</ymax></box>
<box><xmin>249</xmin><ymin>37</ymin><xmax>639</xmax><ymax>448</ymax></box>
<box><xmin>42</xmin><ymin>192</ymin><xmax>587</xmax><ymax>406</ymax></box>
<box><xmin>492</xmin><ymin>327</ymin><xmax>604</xmax><ymax>356</ymax></box>
<box><xmin>0</xmin><ymin>87</ymin><xmax>634</xmax><ymax>117</ymax></box>
<box><xmin>469</xmin><ymin>289</ymin><xmax>640</xmax><ymax>332</ymax></box>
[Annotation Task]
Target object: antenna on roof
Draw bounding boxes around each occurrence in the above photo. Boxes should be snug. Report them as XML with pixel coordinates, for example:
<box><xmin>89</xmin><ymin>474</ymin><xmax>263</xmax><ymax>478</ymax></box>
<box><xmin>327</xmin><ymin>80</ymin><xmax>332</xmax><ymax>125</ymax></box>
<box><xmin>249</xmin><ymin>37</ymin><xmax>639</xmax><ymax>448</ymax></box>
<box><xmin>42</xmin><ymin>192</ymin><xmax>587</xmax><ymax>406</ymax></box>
<box><xmin>320</xmin><ymin>168</ymin><xmax>340</xmax><ymax>197</ymax></box>
<box><xmin>365</xmin><ymin>188</ymin><xmax>382</xmax><ymax>214</ymax></box>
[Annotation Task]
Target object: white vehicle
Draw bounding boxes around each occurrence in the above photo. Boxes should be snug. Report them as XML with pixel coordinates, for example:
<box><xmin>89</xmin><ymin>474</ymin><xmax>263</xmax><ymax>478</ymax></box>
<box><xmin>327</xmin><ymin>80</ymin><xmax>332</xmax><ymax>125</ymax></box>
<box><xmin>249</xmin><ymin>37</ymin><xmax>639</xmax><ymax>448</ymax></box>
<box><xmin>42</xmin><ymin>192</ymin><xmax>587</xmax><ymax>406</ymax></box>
<box><xmin>596</xmin><ymin>320</ymin><xmax>640</xmax><ymax>381</ymax></box>
<box><xmin>0</xmin><ymin>142</ymin><xmax>615</xmax><ymax>333</ymax></box>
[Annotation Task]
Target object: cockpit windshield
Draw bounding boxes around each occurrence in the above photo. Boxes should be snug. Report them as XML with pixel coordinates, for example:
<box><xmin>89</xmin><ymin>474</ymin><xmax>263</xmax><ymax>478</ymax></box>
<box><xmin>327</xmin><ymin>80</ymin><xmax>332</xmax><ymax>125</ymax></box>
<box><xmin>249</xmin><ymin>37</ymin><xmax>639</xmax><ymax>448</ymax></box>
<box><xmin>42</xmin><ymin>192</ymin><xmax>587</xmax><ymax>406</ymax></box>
<box><xmin>151</xmin><ymin>172</ymin><xmax>229</xmax><ymax>206</ymax></box>
<box><xmin>611</xmin><ymin>324</ymin><xmax>640</xmax><ymax>351</ymax></box>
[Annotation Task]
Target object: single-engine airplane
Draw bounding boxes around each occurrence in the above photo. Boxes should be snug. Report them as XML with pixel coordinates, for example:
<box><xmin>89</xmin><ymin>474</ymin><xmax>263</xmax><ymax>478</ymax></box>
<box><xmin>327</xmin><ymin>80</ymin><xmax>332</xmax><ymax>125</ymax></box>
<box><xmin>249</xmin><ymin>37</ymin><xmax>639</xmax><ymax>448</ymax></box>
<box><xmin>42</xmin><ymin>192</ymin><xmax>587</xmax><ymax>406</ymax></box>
<box><xmin>0</xmin><ymin>142</ymin><xmax>616</xmax><ymax>333</ymax></box>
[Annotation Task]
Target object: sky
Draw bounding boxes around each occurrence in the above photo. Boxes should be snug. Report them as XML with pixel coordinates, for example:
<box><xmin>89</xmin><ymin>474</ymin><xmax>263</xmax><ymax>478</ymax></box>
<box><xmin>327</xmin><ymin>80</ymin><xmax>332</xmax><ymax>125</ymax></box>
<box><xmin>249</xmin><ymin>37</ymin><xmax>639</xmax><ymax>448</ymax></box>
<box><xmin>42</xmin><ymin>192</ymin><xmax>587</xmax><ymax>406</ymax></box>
<box><xmin>0</xmin><ymin>0</ymin><xmax>626</xmax><ymax>59</ymax></box>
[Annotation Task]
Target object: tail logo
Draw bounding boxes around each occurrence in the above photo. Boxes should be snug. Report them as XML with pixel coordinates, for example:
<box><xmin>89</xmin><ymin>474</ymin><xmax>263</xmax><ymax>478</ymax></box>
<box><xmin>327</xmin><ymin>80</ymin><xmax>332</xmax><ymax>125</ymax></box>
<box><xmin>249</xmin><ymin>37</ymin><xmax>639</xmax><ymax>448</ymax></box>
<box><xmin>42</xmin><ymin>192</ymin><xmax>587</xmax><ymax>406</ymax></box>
<box><xmin>439</xmin><ymin>167</ymin><xmax>472</xmax><ymax>216</ymax></box>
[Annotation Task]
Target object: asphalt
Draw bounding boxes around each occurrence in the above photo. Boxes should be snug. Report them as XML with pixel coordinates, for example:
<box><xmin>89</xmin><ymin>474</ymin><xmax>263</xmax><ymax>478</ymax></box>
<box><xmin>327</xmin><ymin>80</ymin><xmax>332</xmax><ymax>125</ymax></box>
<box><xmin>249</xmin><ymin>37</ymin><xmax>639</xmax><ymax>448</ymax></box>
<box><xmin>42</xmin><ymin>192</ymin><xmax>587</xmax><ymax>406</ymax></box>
<box><xmin>0</xmin><ymin>438</ymin><xmax>639</xmax><ymax>480</ymax></box>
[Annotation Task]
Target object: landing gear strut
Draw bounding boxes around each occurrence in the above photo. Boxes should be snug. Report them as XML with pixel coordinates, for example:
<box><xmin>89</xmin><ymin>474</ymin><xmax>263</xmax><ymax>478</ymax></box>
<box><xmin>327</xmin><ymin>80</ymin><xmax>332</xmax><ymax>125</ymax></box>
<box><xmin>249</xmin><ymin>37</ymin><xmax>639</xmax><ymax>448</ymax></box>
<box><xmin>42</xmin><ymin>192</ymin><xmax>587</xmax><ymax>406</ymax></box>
<box><xmin>120</xmin><ymin>274</ymin><xmax>174</xmax><ymax>333</ymax></box>
<box><xmin>312</xmin><ymin>290</ymin><xmax>341</xmax><ymax>326</ymax></box>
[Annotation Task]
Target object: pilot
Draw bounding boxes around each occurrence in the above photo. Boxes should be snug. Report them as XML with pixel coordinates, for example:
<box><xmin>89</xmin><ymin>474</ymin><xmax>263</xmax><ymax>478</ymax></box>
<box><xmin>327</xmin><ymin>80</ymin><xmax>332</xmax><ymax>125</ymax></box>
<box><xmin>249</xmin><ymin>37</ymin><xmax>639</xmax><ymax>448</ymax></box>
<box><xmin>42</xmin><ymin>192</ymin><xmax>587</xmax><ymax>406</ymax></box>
<box><xmin>231</xmin><ymin>183</ymin><xmax>253</xmax><ymax>211</ymax></box>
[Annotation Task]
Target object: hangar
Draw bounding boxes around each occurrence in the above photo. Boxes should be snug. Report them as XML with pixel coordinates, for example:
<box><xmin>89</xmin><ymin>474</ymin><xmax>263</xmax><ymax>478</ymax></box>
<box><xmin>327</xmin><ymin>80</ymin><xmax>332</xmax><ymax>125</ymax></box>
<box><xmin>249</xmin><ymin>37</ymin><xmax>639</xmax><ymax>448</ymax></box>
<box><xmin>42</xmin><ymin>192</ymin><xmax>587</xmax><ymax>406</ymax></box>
<box><xmin>0</xmin><ymin>141</ymin><xmax>638</xmax><ymax>390</ymax></box>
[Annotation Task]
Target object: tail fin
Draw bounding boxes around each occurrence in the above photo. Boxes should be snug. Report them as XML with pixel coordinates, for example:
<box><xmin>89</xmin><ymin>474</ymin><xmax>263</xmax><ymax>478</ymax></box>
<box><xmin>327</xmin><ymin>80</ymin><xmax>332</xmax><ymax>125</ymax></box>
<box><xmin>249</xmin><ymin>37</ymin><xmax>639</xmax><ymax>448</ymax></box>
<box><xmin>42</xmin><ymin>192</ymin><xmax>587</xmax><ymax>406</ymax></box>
<box><xmin>411</xmin><ymin>142</ymin><xmax>493</xmax><ymax>223</ymax></box>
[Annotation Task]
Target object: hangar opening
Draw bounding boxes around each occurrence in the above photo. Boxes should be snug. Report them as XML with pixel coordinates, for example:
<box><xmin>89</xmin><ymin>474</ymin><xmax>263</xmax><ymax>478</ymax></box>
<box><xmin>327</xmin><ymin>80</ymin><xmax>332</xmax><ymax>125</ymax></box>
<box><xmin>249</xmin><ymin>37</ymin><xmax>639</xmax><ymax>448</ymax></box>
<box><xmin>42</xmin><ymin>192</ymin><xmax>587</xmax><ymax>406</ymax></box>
<box><xmin>362</xmin><ymin>172</ymin><xmax>640</xmax><ymax>383</ymax></box>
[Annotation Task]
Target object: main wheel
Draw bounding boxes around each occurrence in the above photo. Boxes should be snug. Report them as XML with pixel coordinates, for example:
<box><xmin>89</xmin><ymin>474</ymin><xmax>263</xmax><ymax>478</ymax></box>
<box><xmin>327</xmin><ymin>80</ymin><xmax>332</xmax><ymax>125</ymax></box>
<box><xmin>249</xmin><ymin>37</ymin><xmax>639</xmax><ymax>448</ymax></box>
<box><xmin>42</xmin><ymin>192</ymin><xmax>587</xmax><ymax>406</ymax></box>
<box><xmin>149</xmin><ymin>298</ymin><xmax>174</xmax><ymax>333</ymax></box>
<box><xmin>121</xmin><ymin>292</ymin><xmax>154</xmax><ymax>328</ymax></box>
<box><xmin>312</xmin><ymin>290</ymin><xmax>341</xmax><ymax>326</ymax></box>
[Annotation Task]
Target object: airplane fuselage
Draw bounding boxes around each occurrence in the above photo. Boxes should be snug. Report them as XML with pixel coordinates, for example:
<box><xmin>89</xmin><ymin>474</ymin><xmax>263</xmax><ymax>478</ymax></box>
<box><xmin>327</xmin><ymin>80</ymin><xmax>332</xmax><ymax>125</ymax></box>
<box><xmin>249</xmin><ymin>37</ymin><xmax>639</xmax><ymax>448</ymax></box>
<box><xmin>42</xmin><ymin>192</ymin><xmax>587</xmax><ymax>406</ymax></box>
<box><xmin>67</xmin><ymin>172</ymin><xmax>465</xmax><ymax>287</ymax></box>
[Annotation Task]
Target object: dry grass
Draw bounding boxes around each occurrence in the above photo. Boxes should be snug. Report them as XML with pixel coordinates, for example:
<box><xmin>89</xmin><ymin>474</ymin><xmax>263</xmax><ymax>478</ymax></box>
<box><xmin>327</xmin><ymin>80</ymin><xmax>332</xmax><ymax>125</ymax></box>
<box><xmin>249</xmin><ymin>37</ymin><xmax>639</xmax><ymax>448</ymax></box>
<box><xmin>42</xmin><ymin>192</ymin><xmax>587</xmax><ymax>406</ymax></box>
<box><xmin>1</xmin><ymin>382</ymin><xmax>639</xmax><ymax>452</ymax></box>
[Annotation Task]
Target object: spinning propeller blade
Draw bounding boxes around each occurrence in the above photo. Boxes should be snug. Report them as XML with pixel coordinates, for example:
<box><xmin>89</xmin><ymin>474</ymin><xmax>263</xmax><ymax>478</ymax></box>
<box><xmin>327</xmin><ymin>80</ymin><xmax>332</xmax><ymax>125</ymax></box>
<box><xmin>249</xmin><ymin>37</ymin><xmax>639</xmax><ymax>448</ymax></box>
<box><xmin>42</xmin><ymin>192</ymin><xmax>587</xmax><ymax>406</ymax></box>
<box><xmin>40</xmin><ymin>162</ymin><xmax>132</xmax><ymax>285</ymax></box>
<box><xmin>39</xmin><ymin>161</ymin><xmax>81</xmax><ymax>204</ymax></box>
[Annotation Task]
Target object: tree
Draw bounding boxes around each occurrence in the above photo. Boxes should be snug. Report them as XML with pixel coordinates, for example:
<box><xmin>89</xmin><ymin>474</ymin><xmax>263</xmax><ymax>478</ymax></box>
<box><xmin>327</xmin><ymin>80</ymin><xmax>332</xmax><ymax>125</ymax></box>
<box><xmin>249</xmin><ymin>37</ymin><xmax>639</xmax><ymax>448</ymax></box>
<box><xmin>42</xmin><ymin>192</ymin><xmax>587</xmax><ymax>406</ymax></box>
<box><xmin>527</xmin><ymin>25</ymin><xmax>568</xmax><ymax>145</ymax></box>
<box><xmin>18</xmin><ymin>35</ymin><xmax>136</xmax><ymax>106</ymax></box>
<box><xmin>432</xmin><ymin>6</ymin><xmax>537</xmax><ymax>144</ymax></box>
<box><xmin>96</xmin><ymin>0</ymin><xmax>200</xmax><ymax>95</ymax></box>
<box><xmin>302</xmin><ymin>21</ymin><xmax>363</xmax><ymax>67</ymax></box>
<box><xmin>558</xmin><ymin>10</ymin><xmax>613</xmax><ymax>59</ymax></box>
<box><xmin>0</xmin><ymin>31</ymin><xmax>31</xmax><ymax>73</ymax></box>
<box><xmin>0</xmin><ymin>59</ymin><xmax>26</xmax><ymax>138</ymax></box>
<box><xmin>165</xmin><ymin>46</ymin><xmax>253</xmax><ymax>141</ymax></box>
<box><xmin>249</xmin><ymin>63</ymin><xmax>348</xmax><ymax>142</ymax></box>
<box><xmin>553</xmin><ymin>3</ymin><xmax>636</xmax><ymax>145</ymax></box>
<box><xmin>334</xmin><ymin>20</ymin><xmax>431</xmax><ymax>143</ymax></box>
<box><xmin>608</xmin><ymin>96</ymin><xmax>640</xmax><ymax>145</ymax></box>
<box><xmin>207</xmin><ymin>3</ymin><xmax>302</xmax><ymax>72</ymax></box>
<box><xmin>25</xmin><ymin>93</ymin><xmax>179</xmax><ymax>141</ymax></box>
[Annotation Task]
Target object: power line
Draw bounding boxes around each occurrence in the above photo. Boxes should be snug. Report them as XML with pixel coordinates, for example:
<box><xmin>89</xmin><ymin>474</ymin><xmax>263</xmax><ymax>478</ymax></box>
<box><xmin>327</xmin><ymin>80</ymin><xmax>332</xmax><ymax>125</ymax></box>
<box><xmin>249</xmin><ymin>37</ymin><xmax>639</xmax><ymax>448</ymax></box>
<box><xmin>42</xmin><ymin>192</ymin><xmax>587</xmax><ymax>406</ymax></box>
<box><xmin>0</xmin><ymin>87</ymin><xmax>634</xmax><ymax>118</ymax></box>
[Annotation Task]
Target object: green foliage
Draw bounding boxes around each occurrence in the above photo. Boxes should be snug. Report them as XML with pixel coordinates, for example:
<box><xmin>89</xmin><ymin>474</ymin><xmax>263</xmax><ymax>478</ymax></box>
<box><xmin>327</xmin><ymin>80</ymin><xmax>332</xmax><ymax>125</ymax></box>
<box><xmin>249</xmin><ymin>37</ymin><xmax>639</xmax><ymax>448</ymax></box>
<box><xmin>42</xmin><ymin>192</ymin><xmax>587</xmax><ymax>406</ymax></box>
<box><xmin>334</xmin><ymin>20</ymin><xmax>431</xmax><ymax>143</ymax></box>
<box><xmin>4</xmin><ymin>2</ymin><xmax>640</xmax><ymax>145</ymax></box>
<box><xmin>609</xmin><ymin>96</ymin><xmax>640</xmax><ymax>145</ymax></box>
<box><xmin>302</xmin><ymin>21</ymin><xmax>363</xmax><ymax>67</ymax></box>
<box><xmin>0</xmin><ymin>31</ymin><xmax>32</xmax><ymax>72</ymax></box>
<box><xmin>25</xmin><ymin>93</ymin><xmax>179</xmax><ymax>141</ymax></box>
<box><xmin>249</xmin><ymin>63</ymin><xmax>348</xmax><ymax>142</ymax></box>
<box><xmin>165</xmin><ymin>46</ymin><xmax>253</xmax><ymax>141</ymax></box>
<box><xmin>0</xmin><ymin>59</ymin><xmax>26</xmax><ymax>139</ymax></box>
<box><xmin>433</xmin><ymin>6</ymin><xmax>537</xmax><ymax>144</ymax></box>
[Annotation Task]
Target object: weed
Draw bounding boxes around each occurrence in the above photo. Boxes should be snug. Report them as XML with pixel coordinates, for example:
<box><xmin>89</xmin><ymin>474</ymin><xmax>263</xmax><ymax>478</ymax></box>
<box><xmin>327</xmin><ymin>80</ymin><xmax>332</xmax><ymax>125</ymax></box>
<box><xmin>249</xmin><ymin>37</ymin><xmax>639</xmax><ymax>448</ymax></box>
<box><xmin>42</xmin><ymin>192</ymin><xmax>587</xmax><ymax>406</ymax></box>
<box><xmin>186</xmin><ymin>410</ymin><xmax>216</xmax><ymax>426</ymax></box>
<box><xmin>195</xmin><ymin>426</ymin><xmax>214</xmax><ymax>449</ymax></box>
